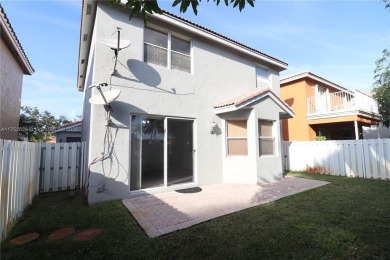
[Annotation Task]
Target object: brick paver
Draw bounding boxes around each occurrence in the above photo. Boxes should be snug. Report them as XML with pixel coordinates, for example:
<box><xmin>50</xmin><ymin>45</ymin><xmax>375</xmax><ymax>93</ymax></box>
<box><xmin>122</xmin><ymin>176</ymin><xmax>329</xmax><ymax>237</ymax></box>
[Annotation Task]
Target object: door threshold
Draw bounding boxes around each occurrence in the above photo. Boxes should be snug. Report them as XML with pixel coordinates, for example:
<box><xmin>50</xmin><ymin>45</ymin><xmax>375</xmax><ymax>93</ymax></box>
<box><xmin>128</xmin><ymin>183</ymin><xmax>197</xmax><ymax>198</ymax></box>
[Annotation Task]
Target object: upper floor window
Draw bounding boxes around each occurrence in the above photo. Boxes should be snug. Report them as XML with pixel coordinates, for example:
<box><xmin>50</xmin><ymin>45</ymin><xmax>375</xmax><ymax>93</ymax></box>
<box><xmin>144</xmin><ymin>27</ymin><xmax>191</xmax><ymax>73</ymax></box>
<box><xmin>256</xmin><ymin>66</ymin><xmax>270</xmax><ymax>89</ymax></box>
<box><xmin>226</xmin><ymin>120</ymin><xmax>248</xmax><ymax>156</ymax></box>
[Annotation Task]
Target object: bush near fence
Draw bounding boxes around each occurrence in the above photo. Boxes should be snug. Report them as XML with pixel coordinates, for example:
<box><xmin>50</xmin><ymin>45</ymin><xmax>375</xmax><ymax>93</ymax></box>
<box><xmin>284</xmin><ymin>139</ymin><xmax>390</xmax><ymax>180</ymax></box>
<box><xmin>0</xmin><ymin>139</ymin><xmax>86</xmax><ymax>240</ymax></box>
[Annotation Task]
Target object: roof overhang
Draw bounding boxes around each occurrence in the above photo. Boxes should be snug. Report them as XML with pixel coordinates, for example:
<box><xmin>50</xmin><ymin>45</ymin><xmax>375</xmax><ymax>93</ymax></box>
<box><xmin>281</xmin><ymin>71</ymin><xmax>345</xmax><ymax>92</ymax></box>
<box><xmin>214</xmin><ymin>89</ymin><xmax>295</xmax><ymax>119</ymax></box>
<box><xmin>0</xmin><ymin>4</ymin><xmax>34</xmax><ymax>75</ymax></box>
<box><xmin>77</xmin><ymin>0</ymin><xmax>97</xmax><ymax>92</ymax></box>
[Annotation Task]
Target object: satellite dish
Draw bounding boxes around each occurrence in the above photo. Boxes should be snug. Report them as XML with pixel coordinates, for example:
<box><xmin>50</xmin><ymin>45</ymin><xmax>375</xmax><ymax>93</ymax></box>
<box><xmin>100</xmin><ymin>37</ymin><xmax>131</xmax><ymax>50</ymax></box>
<box><xmin>89</xmin><ymin>89</ymin><xmax>121</xmax><ymax>105</ymax></box>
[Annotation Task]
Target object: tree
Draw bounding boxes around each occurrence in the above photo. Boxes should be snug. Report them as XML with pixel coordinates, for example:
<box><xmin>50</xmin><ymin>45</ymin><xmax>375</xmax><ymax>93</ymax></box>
<box><xmin>108</xmin><ymin>0</ymin><xmax>254</xmax><ymax>24</ymax></box>
<box><xmin>19</xmin><ymin>106</ymin><xmax>73</xmax><ymax>142</ymax></box>
<box><xmin>373</xmin><ymin>48</ymin><xmax>390</xmax><ymax>126</ymax></box>
<box><xmin>373</xmin><ymin>0</ymin><xmax>390</xmax><ymax>126</ymax></box>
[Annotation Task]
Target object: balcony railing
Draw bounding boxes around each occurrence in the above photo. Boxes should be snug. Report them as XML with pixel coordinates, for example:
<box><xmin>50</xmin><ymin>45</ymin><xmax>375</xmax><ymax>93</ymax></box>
<box><xmin>307</xmin><ymin>90</ymin><xmax>379</xmax><ymax>115</ymax></box>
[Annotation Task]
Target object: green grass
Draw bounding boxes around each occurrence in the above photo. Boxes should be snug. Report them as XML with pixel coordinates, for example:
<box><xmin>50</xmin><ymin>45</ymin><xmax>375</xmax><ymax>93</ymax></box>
<box><xmin>1</xmin><ymin>172</ymin><xmax>390</xmax><ymax>259</ymax></box>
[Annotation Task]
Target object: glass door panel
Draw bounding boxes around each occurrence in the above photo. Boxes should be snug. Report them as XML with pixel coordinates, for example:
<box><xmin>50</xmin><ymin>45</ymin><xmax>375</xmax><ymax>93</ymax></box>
<box><xmin>167</xmin><ymin>119</ymin><xmax>193</xmax><ymax>186</ymax></box>
<box><xmin>130</xmin><ymin>115</ymin><xmax>165</xmax><ymax>190</ymax></box>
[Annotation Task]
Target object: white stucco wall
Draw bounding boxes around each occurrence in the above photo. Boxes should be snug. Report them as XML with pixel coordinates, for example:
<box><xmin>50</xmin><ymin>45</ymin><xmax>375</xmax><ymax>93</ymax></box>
<box><xmin>84</xmin><ymin>3</ymin><xmax>286</xmax><ymax>203</ymax></box>
<box><xmin>254</xmin><ymin>97</ymin><xmax>285</xmax><ymax>183</ymax></box>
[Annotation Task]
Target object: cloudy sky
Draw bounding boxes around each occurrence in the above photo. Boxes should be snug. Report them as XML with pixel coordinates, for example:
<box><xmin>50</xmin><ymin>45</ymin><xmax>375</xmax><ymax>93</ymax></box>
<box><xmin>2</xmin><ymin>0</ymin><xmax>389</xmax><ymax>119</ymax></box>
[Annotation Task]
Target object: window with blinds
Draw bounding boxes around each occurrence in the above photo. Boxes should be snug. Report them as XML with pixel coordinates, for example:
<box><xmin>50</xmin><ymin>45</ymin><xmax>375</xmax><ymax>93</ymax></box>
<box><xmin>256</xmin><ymin>66</ymin><xmax>270</xmax><ymax>89</ymax></box>
<box><xmin>259</xmin><ymin>120</ymin><xmax>275</xmax><ymax>156</ymax></box>
<box><xmin>226</xmin><ymin>120</ymin><xmax>248</xmax><ymax>156</ymax></box>
<box><xmin>144</xmin><ymin>27</ymin><xmax>191</xmax><ymax>73</ymax></box>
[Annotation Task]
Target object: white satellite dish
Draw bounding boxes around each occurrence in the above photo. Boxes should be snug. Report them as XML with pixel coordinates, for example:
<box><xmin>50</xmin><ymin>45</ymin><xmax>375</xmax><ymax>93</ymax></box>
<box><xmin>89</xmin><ymin>89</ymin><xmax>121</xmax><ymax>105</ymax></box>
<box><xmin>100</xmin><ymin>37</ymin><xmax>131</xmax><ymax>50</ymax></box>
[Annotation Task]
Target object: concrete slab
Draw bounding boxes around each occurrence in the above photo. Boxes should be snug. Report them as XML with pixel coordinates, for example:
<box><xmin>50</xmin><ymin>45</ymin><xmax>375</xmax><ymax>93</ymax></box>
<box><xmin>122</xmin><ymin>176</ymin><xmax>329</xmax><ymax>238</ymax></box>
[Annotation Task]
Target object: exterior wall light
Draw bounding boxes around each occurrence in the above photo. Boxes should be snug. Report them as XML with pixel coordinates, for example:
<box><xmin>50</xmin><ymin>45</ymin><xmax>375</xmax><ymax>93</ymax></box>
<box><xmin>210</xmin><ymin>122</ymin><xmax>217</xmax><ymax>134</ymax></box>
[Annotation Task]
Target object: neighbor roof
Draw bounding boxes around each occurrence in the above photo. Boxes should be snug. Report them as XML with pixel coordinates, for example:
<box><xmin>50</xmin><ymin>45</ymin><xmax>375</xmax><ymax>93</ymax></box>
<box><xmin>214</xmin><ymin>88</ymin><xmax>294</xmax><ymax>119</ymax></box>
<box><xmin>77</xmin><ymin>0</ymin><xmax>288</xmax><ymax>91</ymax></box>
<box><xmin>280</xmin><ymin>71</ymin><xmax>346</xmax><ymax>91</ymax></box>
<box><xmin>0</xmin><ymin>4</ymin><xmax>34</xmax><ymax>75</ymax></box>
<box><xmin>52</xmin><ymin>120</ymin><xmax>82</xmax><ymax>134</ymax></box>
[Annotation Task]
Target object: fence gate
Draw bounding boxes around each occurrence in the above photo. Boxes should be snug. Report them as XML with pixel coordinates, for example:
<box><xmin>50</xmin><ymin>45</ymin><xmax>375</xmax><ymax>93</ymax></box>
<box><xmin>39</xmin><ymin>142</ymin><xmax>86</xmax><ymax>192</ymax></box>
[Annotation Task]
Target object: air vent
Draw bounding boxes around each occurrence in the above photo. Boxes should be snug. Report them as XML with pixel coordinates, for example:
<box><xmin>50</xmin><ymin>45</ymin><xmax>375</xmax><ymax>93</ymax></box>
<box><xmin>86</xmin><ymin>4</ymin><xmax>92</xmax><ymax>15</ymax></box>
<box><xmin>81</xmin><ymin>59</ymin><xmax>85</xmax><ymax>64</ymax></box>
<box><xmin>80</xmin><ymin>75</ymin><xmax>84</xmax><ymax>79</ymax></box>
<box><xmin>83</xmin><ymin>34</ymin><xmax>88</xmax><ymax>41</ymax></box>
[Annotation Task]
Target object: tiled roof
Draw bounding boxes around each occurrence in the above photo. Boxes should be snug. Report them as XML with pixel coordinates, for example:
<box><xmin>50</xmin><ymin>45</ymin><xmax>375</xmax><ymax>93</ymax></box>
<box><xmin>214</xmin><ymin>88</ymin><xmax>273</xmax><ymax>108</ymax></box>
<box><xmin>213</xmin><ymin>87</ymin><xmax>294</xmax><ymax>118</ymax></box>
<box><xmin>280</xmin><ymin>71</ymin><xmax>345</xmax><ymax>91</ymax></box>
<box><xmin>162</xmin><ymin>11</ymin><xmax>287</xmax><ymax>67</ymax></box>
<box><xmin>0</xmin><ymin>4</ymin><xmax>34</xmax><ymax>74</ymax></box>
<box><xmin>53</xmin><ymin>120</ymin><xmax>82</xmax><ymax>133</ymax></box>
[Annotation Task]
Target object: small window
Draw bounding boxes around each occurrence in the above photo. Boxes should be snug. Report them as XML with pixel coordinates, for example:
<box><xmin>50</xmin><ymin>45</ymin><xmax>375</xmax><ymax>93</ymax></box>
<box><xmin>144</xmin><ymin>27</ymin><xmax>168</xmax><ymax>67</ymax></box>
<box><xmin>259</xmin><ymin>120</ymin><xmax>275</xmax><ymax>156</ymax></box>
<box><xmin>256</xmin><ymin>66</ymin><xmax>270</xmax><ymax>89</ymax></box>
<box><xmin>171</xmin><ymin>36</ymin><xmax>191</xmax><ymax>72</ymax></box>
<box><xmin>226</xmin><ymin>120</ymin><xmax>248</xmax><ymax>156</ymax></box>
<box><xmin>144</xmin><ymin>27</ymin><xmax>191</xmax><ymax>73</ymax></box>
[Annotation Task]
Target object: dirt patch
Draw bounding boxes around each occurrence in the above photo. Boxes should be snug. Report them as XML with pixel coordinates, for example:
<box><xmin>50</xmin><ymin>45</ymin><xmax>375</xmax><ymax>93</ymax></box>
<box><xmin>72</xmin><ymin>228</ymin><xmax>102</xmax><ymax>241</ymax></box>
<box><xmin>10</xmin><ymin>233</ymin><xmax>40</xmax><ymax>245</ymax></box>
<box><xmin>48</xmin><ymin>227</ymin><xmax>76</xmax><ymax>241</ymax></box>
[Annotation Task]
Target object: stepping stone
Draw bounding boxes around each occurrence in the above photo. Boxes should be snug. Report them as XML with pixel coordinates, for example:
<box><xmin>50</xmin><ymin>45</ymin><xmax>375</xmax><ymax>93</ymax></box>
<box><xmin>72</xmin><ymin>228</ymin><xmax>101</xmax><ymax>241</ymax></box>
<box><xmin>48</xmin><ymin>227</ymin><xmax>75</xmax><ymax>241</ymax></box>
<box><xmin>10</xmin><ymin>233</ymin><xmax>40</xmax><ymax>245</ymax></box>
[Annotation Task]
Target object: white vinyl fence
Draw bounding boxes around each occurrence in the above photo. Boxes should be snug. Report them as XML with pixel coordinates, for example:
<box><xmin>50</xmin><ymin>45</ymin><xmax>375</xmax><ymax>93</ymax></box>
<box><xmin>284</xmin><ymin>139</ymin><xmax>390</xmax><ymax>180</ymax></box>
<box><xmin>0</xmin><ymin>140</ymin><xmax>86</xmax><ymax>240</ymax></box>
<box><xmin>39</xmin><ymin>142</ymin><xmax>86</xmax><ymax>192</ymax></box>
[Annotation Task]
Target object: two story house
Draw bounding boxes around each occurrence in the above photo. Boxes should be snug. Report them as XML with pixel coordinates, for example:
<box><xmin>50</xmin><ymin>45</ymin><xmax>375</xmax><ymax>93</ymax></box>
<box><xmin>280</xmin><ymin>71</ymin><xmax>380</xmax><ymax>141</ymax></box>
<box><xmin>0</xmin><ymin>4</ymin><xmax>34</xmax><ymax>140</ymax></box>
<box><xmin>78</xmin><ymin>0</ymin><xmax>294</xmax><ymax>204</ymax></box>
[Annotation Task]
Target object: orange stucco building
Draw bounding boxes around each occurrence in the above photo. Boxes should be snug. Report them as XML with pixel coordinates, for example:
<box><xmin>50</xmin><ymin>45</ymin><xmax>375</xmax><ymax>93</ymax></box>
<box><xmin>280</xmin><ymin>71</ymin><xmax>381</xmax><ymax>141</ymax></box>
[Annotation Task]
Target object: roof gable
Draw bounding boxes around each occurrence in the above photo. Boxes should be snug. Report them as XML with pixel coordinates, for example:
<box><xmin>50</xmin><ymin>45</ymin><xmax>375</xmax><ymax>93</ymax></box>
<box><xmin>77</xmin><ymin>1</ymin><xmax>287</xmax><ymax>91</ymax></box>
<box><xmin>214</xmin><ymin>88</ymin><xmax>294</xmax><ymax>119</ymax></box>
<box><xmin>280</xmin><ymin>71</ymin><xmax>345</xmax><ymax>91</ymax></box>
<box><xmin>0</xmin><ymin>4</ymin><xmax>34</xmax><ymax>75</ymax></box>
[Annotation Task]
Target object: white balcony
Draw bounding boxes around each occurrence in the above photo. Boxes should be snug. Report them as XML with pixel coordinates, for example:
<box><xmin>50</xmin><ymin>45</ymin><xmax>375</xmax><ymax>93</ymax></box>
<box><xmin>307</xmin><ymin>90</ymin><xmax>379</xmax><ymax>117</ymax></box>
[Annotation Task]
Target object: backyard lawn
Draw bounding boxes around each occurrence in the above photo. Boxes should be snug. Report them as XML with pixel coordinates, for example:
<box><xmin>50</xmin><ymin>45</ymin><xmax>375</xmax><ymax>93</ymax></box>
<box><xmin>1</xmin><ymin>172</ymin><xmax>390</xmax><ymax>259</ymax></box>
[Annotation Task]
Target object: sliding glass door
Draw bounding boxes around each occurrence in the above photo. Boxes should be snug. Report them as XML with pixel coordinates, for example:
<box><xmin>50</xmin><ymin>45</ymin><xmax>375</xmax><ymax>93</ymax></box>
<box><xmin>130</xmin><ymin>115</ymin><xmax>194</xmax><ymax>191</ymax></box>
<box><xmin>167</xmin><ymin>119</ymin><xmax>194</xmax><ymax>186</ymax></box>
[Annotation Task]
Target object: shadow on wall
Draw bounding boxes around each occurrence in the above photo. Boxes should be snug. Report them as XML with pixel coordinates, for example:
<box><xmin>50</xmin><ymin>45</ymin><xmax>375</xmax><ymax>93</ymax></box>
<box><xmin>109</xmin><ymin>101</ymin><xmax>147</xmax><ymax>126</ymax></box>
<box><xmin>115</xmin><ymin>59</ymin><xmax>194</xmax><ymax>95</ymax></box>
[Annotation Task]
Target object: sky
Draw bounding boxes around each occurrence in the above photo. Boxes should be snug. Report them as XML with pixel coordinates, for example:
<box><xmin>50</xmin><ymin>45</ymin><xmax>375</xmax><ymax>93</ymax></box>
<box><xmin>1</xmin><ymin>0</ymin><xmax>389</xmax><ymax>119</ymax></box>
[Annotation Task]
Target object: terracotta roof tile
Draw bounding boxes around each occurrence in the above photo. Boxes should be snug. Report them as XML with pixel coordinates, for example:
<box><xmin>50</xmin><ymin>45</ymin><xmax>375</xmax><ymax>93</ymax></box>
<box><xmin>162</xmin><ymin>11</ymin><xmax>287</xmax><ymax>67</ymax></box>
<box><xmin>0</xmin><ymin>4</ymin><xmax>34</xmax><ymax>74</ymax></box>
<box><xmin>214</xmin><ymin>88</ymin><xmax>272</xmax><ymax>108</ymax></box>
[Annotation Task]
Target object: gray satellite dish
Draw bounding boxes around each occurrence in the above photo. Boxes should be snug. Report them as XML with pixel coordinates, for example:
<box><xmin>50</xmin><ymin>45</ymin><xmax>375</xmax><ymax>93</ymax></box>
<box><xmin>100</xmin><ymin>37</ymin><xmax>131</xmax><ymax>50</ymax></box>
<box><xmin>89</xmin><ymin>89</ymin><xmax>121</xmax><ymax>105</ymax></box>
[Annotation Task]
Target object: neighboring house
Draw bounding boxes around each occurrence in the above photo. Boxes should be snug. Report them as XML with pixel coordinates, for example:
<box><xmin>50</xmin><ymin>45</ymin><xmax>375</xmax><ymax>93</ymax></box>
<box><xmin>280</xmin><ymin>71</ymin><xmax>380</xmax><ymax>141</ymax></box>
<box><xmin>52</xmin><ymin>120</ymin><xmax>82</xmax><ymax>143</ymax></box>
<box><xmin>362</xmin><ymin>124</ymin><xmax>390</xmax><ymax>139</ymax></box>
<box><xmin>77</xmin><ymin>1</ymin><xmax>294</xmax><ymax>204</ymax></box>
<box><xmin>0</xmin><ymin>4</ymin><xmax>34</xmax><ymax>140</ymax></box>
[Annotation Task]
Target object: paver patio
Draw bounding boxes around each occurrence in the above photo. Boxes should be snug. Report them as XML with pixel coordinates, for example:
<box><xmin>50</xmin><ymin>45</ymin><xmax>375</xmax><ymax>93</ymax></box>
<box><xmin>122</xmin><ymin>176</ymin><xmax>329</xmax><ymax>237</ymax></box>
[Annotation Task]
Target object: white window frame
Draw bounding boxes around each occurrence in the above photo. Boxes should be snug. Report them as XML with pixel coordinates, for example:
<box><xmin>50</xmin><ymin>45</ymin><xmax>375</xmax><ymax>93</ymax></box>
<box><xmin>258</xmin><ymin>119</ymin><xmax>276</xmax><ymax>156</ymax></box>
<box><xmin>144</xmin><ymin>25</ymin><xmax>192</xmax><ymax>73</ymax></box>
<box><xmin>256</xmin><ymin>65</ymin><xmax>271</xmax><ymax>89</ymax></box>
